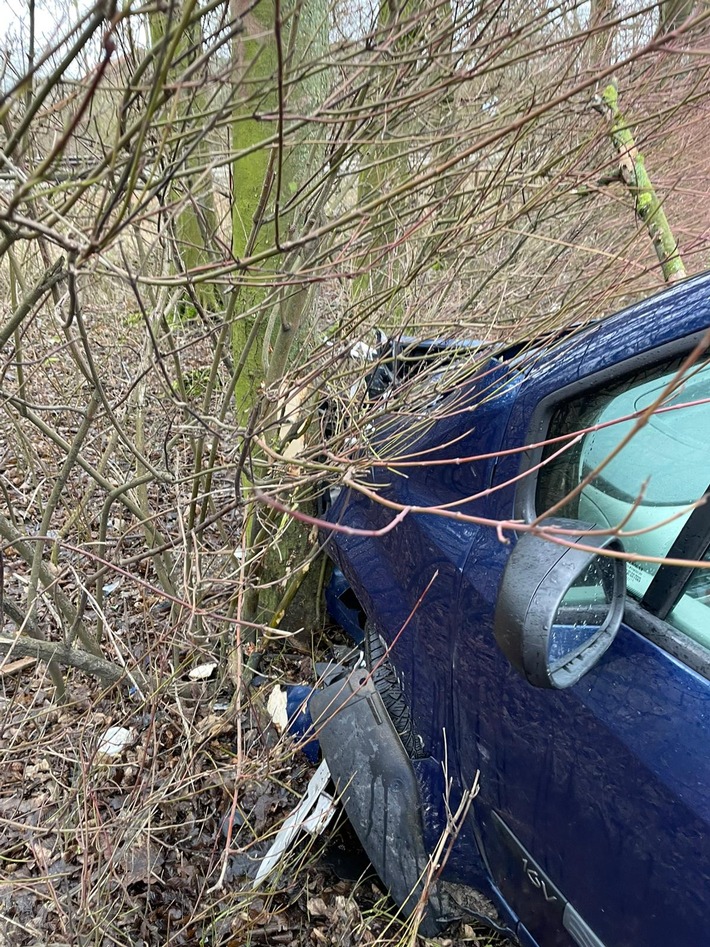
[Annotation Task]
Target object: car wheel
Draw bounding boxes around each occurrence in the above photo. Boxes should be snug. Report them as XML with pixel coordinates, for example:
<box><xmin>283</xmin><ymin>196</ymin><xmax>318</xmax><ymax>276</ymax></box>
<box><xmin>364</xmin><ymin>622</ymin><xmax>424</xmax><ymax>759</ymax></box>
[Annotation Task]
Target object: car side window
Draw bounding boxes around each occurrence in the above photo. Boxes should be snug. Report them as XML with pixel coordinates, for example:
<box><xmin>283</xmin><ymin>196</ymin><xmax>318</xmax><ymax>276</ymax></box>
<box><xmin>666</xmin><ymin>549</ymin><xmax>710</xmax><ymax>650</ymax></box>
<box><xmin>536</xmin><ymin>357</ymin><xmax>710</xmax><ymax>648</ymax></box>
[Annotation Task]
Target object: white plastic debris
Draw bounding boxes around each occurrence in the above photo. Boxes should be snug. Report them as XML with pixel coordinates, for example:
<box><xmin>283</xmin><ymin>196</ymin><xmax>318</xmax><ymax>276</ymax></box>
<box><xmin>266</xmin><ymin>684</ymin><xmax>289</xmax><ymax>732</ymax></box>
<box><xmin>301</xmin><ymin>789</ymin><xmax>336</xmax><ymax>836</ymax></box>
<box><xmin>188</xmin><ymin>662</ymin><xmax>218</xmax><ymax>681</ymax></box>
<box><xmin>254</xmin><ymin>760</ymin><xmax>336</xmax><ymax>885</ymax></box>
<box><xmin>97</xmin><ymin>726</ymin><xmax>133</xmax><ymax>759</ymax></box>
<box><xmin>349</xmin><ymin>340</ymin><xmax>378</xmax><ymax>361</ymax></box>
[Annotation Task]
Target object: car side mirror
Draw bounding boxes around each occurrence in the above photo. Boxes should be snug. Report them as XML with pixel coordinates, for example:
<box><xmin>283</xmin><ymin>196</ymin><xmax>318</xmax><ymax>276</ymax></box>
<box><xmin>494</xmin><ymin>520</ymin><xmax>626</xmax><ymax>689</ymax></box>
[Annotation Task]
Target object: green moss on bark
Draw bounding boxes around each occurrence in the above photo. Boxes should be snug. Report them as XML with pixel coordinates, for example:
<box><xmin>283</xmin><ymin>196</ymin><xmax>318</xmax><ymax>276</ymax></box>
<box><xmin>600</xmin><ymin>83</ymin><xmax>686</xmax><ymax>283</ymax></box>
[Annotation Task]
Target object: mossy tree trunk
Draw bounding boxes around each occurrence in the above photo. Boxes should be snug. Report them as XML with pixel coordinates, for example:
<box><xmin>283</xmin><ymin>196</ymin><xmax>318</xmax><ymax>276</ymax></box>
<box><xmin>230</xmin><ymin>0</ymin><xmax>329</xmax><ymax>644</ymax></box>
<box><xmin>150</xmin><ymin>1</ymin><xmax>223</xmax><ymax>314</ymax></box>
<box><xmin>595</xmin><ymin>83</ymin><xmax>686</xmax><ymax>283</ymax></box>
<box><xmin>657</xmin><ymin>0</ymin><xmax>696</xmax><ymax>34</ymax></box>
<box><xmin>588</xmin><ymin>0</ymin><xmax>616</xmax><ymax>70</ymax></box>
<box><xmin>352</xmin><ymin>1</ymin><xmax>457</xmax><ymax>321</ymax></box>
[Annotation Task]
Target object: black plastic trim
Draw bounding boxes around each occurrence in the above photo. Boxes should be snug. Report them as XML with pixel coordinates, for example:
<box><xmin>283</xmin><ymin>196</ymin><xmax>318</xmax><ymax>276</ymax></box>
<box><xmin>309</xmin><ymin>668</ymin><xmax>446</xmax><ymax>937</ymax></box>
<box><xmin>494</xmin><ymin>519</ymin><xmax>625</xmax><ymax>689</ymax></box>
<box><xmin>623</xmin><ymin>600</ymin><xmax>710</xmax><ymax>680</ymax></box>
<box><xmin>641</xmin><ymin>488</ymin><xmax>710</xmax><ymax>618</ymax></box>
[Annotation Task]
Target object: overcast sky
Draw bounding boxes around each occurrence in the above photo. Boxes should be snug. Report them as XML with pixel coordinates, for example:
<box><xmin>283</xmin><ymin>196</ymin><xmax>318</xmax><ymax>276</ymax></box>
<box><xmin>0</xmin><ymin>0</ymin><xmax>93</xmax><ymax>49</ymax></box>
<box><xmin>2</xmin><ymin>0</ymin><xmax>56</xmax><ymax>39</ymax></box>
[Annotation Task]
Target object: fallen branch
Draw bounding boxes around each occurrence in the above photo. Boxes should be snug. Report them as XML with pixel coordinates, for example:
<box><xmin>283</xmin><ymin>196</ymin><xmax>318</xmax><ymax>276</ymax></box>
<box><xmin>0</xmin><ymin>656</ymin><xmax>36</xmax><ymax>678</ymax></box>
<box><xmin>594</xmin><ymin>82</ymin><xmax>686</xmax><ymax>283</ymax></box>
<box><xmin>0</xmin><ymin>631</ymin><xmax>149</xmax><ymax>692</ymax></box>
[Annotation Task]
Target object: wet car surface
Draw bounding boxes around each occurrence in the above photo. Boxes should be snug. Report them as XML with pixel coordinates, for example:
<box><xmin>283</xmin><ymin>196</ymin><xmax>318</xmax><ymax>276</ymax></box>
<box><xmin>312</xmin><ymin>272</ymin><xmax>710</xmax><ymax>946</ymax></box>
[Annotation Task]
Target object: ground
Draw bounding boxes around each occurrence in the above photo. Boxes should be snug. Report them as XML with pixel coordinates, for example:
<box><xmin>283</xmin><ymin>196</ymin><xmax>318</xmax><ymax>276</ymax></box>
<box><xmin>0</xmin><ymin>640</ymin><xmax>507</xmax><ymax>947</ymax></box>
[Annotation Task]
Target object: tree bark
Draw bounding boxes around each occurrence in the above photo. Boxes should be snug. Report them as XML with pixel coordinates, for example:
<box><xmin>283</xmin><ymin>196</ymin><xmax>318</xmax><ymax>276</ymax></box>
<box><xmin>595</xmin><ymin>83</ymin><xmax>686</xmax><ymax>283</ymax></box>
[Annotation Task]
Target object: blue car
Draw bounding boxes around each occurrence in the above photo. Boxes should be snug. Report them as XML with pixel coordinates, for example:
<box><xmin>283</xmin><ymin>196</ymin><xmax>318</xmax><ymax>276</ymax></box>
<box><xmin>309</xmin><ymin>271</ymin><xmax>710</xmax><ymax>946</ymax></box>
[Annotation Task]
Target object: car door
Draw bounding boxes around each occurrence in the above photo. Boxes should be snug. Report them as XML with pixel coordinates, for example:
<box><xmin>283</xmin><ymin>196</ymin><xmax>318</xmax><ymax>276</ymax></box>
<box><xmin>452</xmin><ymin>322</ymin><xmax>710</xmax><ymax>946</ymax></box>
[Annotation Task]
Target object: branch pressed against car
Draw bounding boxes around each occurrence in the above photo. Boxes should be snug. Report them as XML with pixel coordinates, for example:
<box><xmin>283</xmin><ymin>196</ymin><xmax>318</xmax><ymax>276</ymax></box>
<box><xmin>269</xmin><ymin>274</ymin><xmax>710</xmax><ymax>946</ymax></box>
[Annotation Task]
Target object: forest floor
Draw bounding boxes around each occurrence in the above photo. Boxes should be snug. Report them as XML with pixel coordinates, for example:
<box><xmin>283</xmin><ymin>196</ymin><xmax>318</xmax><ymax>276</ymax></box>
<box><xmin>0</xmin><ymin>626</ymin><xmax>507</xmax><ymax>947</ymax></box>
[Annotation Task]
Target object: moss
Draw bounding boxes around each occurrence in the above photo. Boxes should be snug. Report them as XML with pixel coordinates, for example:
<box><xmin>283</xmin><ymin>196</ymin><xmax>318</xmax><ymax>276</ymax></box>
<box><xmin>231</xmin><ymin>0</ymin><xmax>328</xmax><ymax>636</ymax></box>
<box><xmin>150</xmin><ymin>2</ymin><xmax>223</xmax><ymax>314</ymax></box>
<box><xmin>230</xmin><ymin>0</ymin><xmax>279</xmax><ymax>426</ymax></box>
<box><xmin>601</xmin><ymin>85</ymin><xmax>686</xmax><ymax>283</ymax></box>
<box><xmin>601</xmin><ymin>83</ymin><xmax>618</xmax><ymax>109</ymax></box>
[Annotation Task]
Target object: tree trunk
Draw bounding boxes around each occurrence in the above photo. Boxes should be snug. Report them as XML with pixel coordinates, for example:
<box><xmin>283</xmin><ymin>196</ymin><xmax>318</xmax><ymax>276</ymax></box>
<box><xmin>595</xmin><ymin>83</ymin><xmax>686</xmax><ymax>283</ymax></box>
<box><xmin>150</xmin><ymin>2</ymin><xmax>223</xmax><ymax>314</ymax></box>
<box><xmin>231</xmin><ymin>0</ymin><xmax>329</xmax><ymax>644</ymax></box>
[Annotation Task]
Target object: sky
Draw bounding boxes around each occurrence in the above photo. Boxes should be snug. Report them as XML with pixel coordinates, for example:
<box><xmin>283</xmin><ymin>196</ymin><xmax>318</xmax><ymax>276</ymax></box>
<box><xmin>0</xmin><ymin>0</ymin><xmax>115</xmax><ymax>90</ymax></box>
<box><xmin>1</xmin><ymin>0</ymin><xmax>68</xmax><ymax>42</ymax></box>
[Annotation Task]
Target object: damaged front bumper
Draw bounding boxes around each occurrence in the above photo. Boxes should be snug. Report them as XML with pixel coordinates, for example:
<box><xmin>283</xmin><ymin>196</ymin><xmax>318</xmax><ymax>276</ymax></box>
<box><xmin>309</xmin><ymin>666</ymin><xmax>447</xmax><ymax>937</ymax></box>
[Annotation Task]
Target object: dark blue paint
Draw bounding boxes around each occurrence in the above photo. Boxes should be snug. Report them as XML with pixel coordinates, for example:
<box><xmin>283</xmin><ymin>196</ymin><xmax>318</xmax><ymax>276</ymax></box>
<box><xmin>324</xmin><ymin>566</ymin><xmax>365</xmax><ymax>643</ymax></box>
<box><xmin>322</xmin><ymin>272</ymin><xmax>710</xmax><ymax>946</ymax></box>
<box><xmin>284</xmin><ymin>685</ymin><xmax>320</xmax><ymax>763</ymax></box>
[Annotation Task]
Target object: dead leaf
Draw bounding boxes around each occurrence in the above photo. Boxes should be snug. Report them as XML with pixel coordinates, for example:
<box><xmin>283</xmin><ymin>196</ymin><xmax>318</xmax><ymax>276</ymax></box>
<box><xmin>307</xmin><ymin>897</ymin><xmax>329</xmax><ymax>918</ymax></box>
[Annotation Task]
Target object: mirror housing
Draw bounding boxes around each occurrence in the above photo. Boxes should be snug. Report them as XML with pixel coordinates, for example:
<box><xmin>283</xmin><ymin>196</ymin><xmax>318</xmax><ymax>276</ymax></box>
<box><xmin>494</xmin><ymin>520</ymin><xmax>625</xmax><ymax>689</ymax></box>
